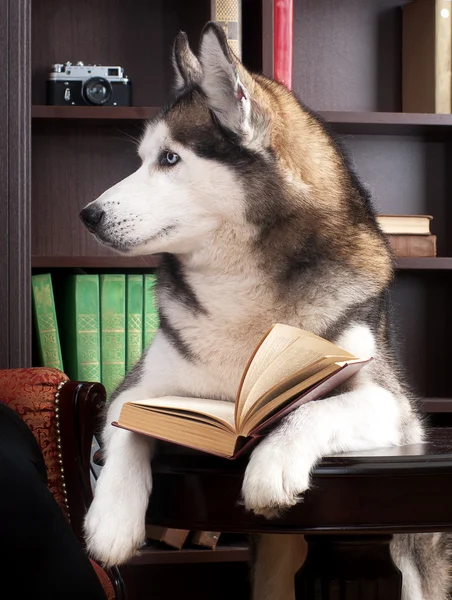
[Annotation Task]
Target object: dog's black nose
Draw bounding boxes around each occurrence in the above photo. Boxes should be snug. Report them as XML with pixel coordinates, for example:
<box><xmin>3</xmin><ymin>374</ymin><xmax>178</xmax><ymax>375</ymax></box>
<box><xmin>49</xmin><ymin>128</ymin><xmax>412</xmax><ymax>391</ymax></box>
<box><xmin>80</xmin><ymin>205</ymin><xmax>105</xmax><ymax>233</ymax></box>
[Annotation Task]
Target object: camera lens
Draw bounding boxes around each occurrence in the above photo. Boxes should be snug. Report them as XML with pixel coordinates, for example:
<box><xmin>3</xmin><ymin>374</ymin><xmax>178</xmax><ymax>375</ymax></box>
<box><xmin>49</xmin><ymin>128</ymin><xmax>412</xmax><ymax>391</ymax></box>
<box><xmin>83</xmin><ymin>77</ymin><xmax>112</xmax><ymax>105</ymax></box>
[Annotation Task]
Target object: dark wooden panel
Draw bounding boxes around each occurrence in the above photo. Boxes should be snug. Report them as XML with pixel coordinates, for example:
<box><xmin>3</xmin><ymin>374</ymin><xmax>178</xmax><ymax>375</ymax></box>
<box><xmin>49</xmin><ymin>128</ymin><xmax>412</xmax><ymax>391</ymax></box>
<box><xmin>31</xmin><ymin>0</ymin><xmax>210</xmax><ymax>107</ymax></box>
<box><xmin>32</xmin><ymin>120</ymin><xmax>142</xmax><ymax>257</ymax></box>
<box><xmin>120</xmin><ymin>563</ymin><xmax>251</xmax><ymax>600</ymax></box>
<box><xmin>293</xmin><ymin>0</ymin><xmax>411</xmax><ymax>111</ymax></box>
<box><xmin>0</xmin><ymin>1</ymin><xmax>9</xmax><ymax>365</ymax></box>
<box><xmin>390</xmin><ymin>272</ymin><xmax>452</xmax><ymax>399</ymax></box>
<box><xmin>242</xmin><ymin>0</ymin><xmax>264</xmax><ymax>73</ymax></box>
<box><xmin>0</xmin><ymin>0</ymin><xmax>31</xmax><ymax>368</ymax></box>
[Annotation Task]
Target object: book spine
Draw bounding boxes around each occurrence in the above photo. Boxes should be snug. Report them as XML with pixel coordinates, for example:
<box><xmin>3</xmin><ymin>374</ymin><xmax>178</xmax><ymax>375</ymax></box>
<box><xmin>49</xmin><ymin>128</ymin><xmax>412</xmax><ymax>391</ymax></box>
<box><xmin>274</xmin><ymin>0</ymin><xmax>294</xmax><ymax>89</ymax></box>
<box><xmin>126</xmin><ymin>274</ymin><xmax>144</xmax><ymax>372</ymax></box>
<box><xmin>143</xmin><ymin>274</ymin><xmax>159</xmax><ymax>350</ymax></box>
<box><xmin>32</xmin><ymin>273</ymin><xmax>64</xmax><ymax>371</ymax></box>
<box><xmin>210</xmin><ymin>0</ymin><xmax>242</xmax><ymax>59</ymax></box>
<box><xmin>74</xmin><ymin>275</ymin><xmax>101</xmax><ymax>382</ymax></box>
<box><xmin>402</xmin><ymin>0</ymin><xmax>452</xmax><ymax>113</ymax></box>
<box><xmin>435</xmin><ymin>0</ymin><xmax>452</xmax><ymax>113</ymax></box>
<box><xmin>190</xmin><ymin>531</ymin><xmax>222</xmax><ymax>549</ymax></box>
<box><xmin>100</xmin><ymin>274</ymin><xmax>126</xmax><ymax>399</ymax></box>
<box><xmin>388</xmin><ymin>234</ymin><xmax>437</xmax><ymax>258</ymax></box>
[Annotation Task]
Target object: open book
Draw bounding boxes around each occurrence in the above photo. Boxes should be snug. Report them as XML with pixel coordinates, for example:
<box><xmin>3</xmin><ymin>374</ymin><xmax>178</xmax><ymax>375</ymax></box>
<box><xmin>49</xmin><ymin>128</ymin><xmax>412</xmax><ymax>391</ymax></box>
<box><xmin>114</xmin><ymin>324</ymin><xmax>371</xmax><ymax>458</ymax></box>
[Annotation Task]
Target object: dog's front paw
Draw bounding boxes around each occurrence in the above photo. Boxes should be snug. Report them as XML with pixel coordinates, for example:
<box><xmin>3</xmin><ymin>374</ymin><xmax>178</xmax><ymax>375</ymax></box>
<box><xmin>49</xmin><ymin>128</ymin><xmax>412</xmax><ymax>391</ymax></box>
<box><xmin>242</xmin><ymin>438</ymin><xmax>311</xmax><ymax>519</ymax></box>
<box><xmin>84</xmin><ymin>472</ymin><xmax>149</xmax><ymax>567</ymax></box>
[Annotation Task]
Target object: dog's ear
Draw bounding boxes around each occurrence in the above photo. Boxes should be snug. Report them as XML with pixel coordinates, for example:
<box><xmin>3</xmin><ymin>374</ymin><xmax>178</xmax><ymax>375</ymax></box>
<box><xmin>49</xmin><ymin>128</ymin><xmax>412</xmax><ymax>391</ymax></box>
<box><xmin>198</xmin><ymin>22</ymin><xmax>252</xmax><ymax>138</ymax></box>
<box><xmin>172</xmin><ymin>31</ymin><xmax>203</xmax><ymax>91</ymax></box>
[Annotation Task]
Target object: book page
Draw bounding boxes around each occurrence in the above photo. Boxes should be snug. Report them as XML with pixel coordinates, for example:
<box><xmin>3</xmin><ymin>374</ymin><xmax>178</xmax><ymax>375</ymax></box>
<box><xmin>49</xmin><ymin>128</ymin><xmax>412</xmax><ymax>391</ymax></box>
<box><xmin>237</xmin><ymin>325</ymin><xmax>302</xmax><ymax>408</ymax></box>
<box><xmin>240</xmin><ymin>359</ymin><xmax>369</xmax><ymax>436</ymax></box>
<box><xmin>118</xmin><ymin>404</ymin><xmax>237</xmax><ymax>457</ymax></box>
<box><xmin>240</xmin><ymin>362</ymin><xmax>343</xmax><ymax>436</ymax></box>
<box><xmin>130</xmin><ymin>397</ymin><xmax>236</xmax><ymax>430</ymax></box>
<box><xmin>141</xmin><ymin>406</ymin><xmax>234</xmax><ymax>432</ymax></box>
<box><xmin>236</xmin><ymin>325</ymin><xmax>355</xmax><ymax>429</ymax></box>
<box><xmin>237</xmin><ymin>354</ymin><xmax>353</xmax><ymax>429</ymax></box>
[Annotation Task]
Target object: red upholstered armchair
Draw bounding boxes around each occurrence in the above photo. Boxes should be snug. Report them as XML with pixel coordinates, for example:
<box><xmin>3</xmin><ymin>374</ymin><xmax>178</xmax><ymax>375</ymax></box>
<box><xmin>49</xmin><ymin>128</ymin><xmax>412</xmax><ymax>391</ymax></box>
<box><xmin>0</xmin><ymin>367</ymin><xmax>125</xmax><ymax>600</ymax></box>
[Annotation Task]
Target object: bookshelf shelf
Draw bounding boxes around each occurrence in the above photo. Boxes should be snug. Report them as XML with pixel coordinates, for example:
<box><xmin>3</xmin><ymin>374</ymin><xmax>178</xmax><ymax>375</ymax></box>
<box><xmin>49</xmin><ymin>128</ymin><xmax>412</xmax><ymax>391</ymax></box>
<box><xmin>31</xmin><ymin>105</ymin><xmax>160</xmax><ymax>120</ymax></box>
<box><xmin>395</xmin><ymin>258</ymin><xmax>452</xmax><ymax>270</ymax></box>
<box><xmin>32</xmin><ymin>256</ymin><xmax>452</xmax><ymax>271</ymax></box>
<box><xmin>321</xmin><ymin>111</ymin><xmax>452</xmax><ymax>135</ymax></box>
<box><xmin>421</xmin><ymin>399</ymin><xmax>452</xmax><ymax>414</ymax></box>
<box><xmin>126</xmin><ymin>542</ymin><xmax>250</xmax><ymax>566</ymax></box>
<box><xmin>31</xmin><ymin>255</ymin><xmax>160</xmax><ymax>269</ymax></box>
<box><xmin>32</xmin><ymin>106</ymin><xmax>452</xmax><ymax>135</ymax></box>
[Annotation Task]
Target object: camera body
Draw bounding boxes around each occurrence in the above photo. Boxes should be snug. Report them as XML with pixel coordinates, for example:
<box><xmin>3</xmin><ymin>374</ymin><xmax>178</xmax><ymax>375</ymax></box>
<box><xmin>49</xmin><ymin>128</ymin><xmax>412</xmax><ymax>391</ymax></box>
<box><xmin>47</xmin><ymin>62</ymin><xmax>131</xmax><ymax>106</ymax></box>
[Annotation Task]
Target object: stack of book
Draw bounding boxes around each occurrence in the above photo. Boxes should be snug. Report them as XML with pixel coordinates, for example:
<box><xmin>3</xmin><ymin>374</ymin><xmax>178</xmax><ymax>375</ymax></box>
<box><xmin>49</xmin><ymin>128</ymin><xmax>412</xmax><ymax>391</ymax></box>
<box><xmin>376</xmin><ymin>214</ymin><xmax>436</xmax><ymax>257</ymax></box>
<box><xmin>145</xmin><ymin>525</ymin><xmax>222</xmax><ymax>550</ymax></box>
<box><xmin>31</xmin><ymin>273</ymin><xmax>159</xmax><ymax>398</ymax></box>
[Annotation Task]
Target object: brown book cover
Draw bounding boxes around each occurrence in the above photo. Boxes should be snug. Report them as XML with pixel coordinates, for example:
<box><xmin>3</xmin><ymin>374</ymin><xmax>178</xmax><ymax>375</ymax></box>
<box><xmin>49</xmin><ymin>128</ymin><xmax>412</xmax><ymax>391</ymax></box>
<box><xmin>145</xmin><ymin>525</ymin><xmax>190</xmax><ymax>549</ymax></box>
<box><xmin>190</xmin><ymin>531</ymin><xmax>222</xmax><ymax>549</ymax></box>
<box><xmin>388</xmin><ymin>234</ymin><xmax>437</xmax><ymax>257</ymax></box>
<box><xmin>402</xmin><ymin>0</ymin><xmax>452</xmax><ymax>113</ymax></box>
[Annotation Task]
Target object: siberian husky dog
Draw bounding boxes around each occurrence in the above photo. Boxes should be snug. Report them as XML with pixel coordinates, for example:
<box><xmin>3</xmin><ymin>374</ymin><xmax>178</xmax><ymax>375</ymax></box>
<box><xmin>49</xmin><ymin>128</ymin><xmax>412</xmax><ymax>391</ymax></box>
<box><xmin>80</xmin><ymin>23</ymin><xmax>451</xmax><ymax>600</ymax></box>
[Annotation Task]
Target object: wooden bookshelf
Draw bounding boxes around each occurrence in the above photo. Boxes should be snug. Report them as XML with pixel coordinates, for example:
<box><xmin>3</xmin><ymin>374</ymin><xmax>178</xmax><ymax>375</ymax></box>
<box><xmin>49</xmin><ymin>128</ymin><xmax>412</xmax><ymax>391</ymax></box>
<box><xmin>32</xmin><ymin>255</ymin><xmax>452</xmax><ymax>271</ymax></box>
<box><xmin>31</xmin><ymin>255</ymin><xmax>160</xmax><ymax>269</ymax></box>
<box><xmin>32</xmin><ymin>105</ymin><xmax>160</xmax><ymax>120</ymax></box>
<box><xmin>395</xmin><ymin>258</ymin><xmax>452</xmax><ymax>271</ymax></box>
<box><xmin>421</xmin><ymin>399</ymin><xmax>452</xmax><ymax>414</ymax></box>
<box><xmin>321</xmin><ymin>111</ymin><xmax>452</xmax><ymax>135</ymax></box>
<box><xmin>3</xmin><ymin>1</ymin><xmax>452</xmax><ymax>596</ymax></box>
<box><xmin>126</xmin><ymin>541</ymin><xmax>250</xmax><ymax>566</ymax></box>
<box><xmin>32</xmin><ymin>105</ymin><xmax>452</xmax><ymax>136</ymax></box>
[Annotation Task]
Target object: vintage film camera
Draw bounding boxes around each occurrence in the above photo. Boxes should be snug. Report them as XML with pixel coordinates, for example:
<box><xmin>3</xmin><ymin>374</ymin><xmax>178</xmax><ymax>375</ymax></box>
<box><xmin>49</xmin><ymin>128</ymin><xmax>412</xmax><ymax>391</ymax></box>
<box><xmin>47</xmin><ymin>62</ymin><xmax>131</xmax><ymax>106</ymax></box>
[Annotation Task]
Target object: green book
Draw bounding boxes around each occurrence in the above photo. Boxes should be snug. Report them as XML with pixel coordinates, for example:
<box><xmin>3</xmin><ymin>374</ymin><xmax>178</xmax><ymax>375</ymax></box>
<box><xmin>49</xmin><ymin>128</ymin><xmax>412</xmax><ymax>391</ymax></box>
<box><xmin>57</xmin><ymin>275</ymin><xmax>101</xmax><ymax>382</ymax></box>
<box><xmin>126</xmin><ymin>274</ymin><xmax>144</xmax><ymax>372</ymax></box>
<box><xmin>100</xmin><ymin>274</ymin><xmax>126</xmax><ymax>399</ymax></box>
<box><xmin>32</xmin><ymin>273</ymin><xmax>64</xmax><ymax>371</ymax></box>
<box><xmin>144</xmin><ymin>274</ymin><xmax>159</xmax><ymax>349</ymax></box>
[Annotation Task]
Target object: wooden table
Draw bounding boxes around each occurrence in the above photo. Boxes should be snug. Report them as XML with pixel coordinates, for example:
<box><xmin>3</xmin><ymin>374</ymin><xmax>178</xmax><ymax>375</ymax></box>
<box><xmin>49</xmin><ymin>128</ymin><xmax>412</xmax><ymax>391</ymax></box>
<box><xmin>148</xmin><ymin>429</ymin><xmax>452</xmax><ymax>599</ymax></box>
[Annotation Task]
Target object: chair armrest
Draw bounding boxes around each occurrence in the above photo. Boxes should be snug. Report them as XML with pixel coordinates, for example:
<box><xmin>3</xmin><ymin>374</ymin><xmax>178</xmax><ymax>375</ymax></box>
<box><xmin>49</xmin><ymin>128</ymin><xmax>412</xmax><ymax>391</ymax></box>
<box><xmin>58</xmin><ymin>380</ymin><xmax>106</xmax><ymax>543</ymax></box>
<box><xmin>58</xmin><ymin>382</ymin><xmax>127</xmax><ymax>600</ymax></box>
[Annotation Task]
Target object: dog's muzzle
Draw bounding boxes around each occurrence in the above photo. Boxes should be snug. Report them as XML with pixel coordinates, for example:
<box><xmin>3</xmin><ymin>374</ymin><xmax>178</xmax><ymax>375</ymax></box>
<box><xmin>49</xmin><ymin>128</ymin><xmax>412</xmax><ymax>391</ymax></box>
<box><xmin>80</xmin><ymin>204</ymin><xmax>105</xmax><ymax>233</ymax></box>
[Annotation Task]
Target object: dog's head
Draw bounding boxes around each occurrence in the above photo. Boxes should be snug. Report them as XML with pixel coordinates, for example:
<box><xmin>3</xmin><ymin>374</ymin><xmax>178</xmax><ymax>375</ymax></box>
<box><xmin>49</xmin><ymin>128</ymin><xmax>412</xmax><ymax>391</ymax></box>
<box><xmin>80</xmin><ymin>23</ymin><xmax>391</xmax><ymax>288</ymax></box>
<box><xmin>80</xmin><ymin>23</ymin><xmax>277</xmax><ymax>255</ymax></box>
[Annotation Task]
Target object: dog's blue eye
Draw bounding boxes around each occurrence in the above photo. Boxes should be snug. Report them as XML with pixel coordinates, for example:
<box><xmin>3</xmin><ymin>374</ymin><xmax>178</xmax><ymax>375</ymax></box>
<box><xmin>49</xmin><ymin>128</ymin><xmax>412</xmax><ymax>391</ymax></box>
<box><xmin>160</xmin><ymin>151</ymin><xmax>180</xmax><ymax>166</ymax></box>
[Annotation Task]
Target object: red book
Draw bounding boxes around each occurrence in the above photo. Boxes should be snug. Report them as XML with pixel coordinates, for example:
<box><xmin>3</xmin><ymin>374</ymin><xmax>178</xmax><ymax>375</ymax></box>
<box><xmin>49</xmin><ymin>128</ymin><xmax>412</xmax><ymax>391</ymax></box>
<box><xmin>274</xmin><ymin>0</ymin><xmax>294</xmax><ymax>89</ymax></box>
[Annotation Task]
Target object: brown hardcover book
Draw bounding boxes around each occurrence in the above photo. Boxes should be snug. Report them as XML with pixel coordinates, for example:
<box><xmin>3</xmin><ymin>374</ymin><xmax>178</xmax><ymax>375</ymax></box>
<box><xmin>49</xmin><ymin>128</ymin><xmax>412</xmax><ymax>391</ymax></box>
<box><xmin>402</xmin><ymin>0</ymin><xmax>452</xmax><ymax>113</ymax></box>
<box><xmin>145</xmin><ymin>525</ymin><xmax>190</xmax><ymax>549</ymax></box>
<box><xmin>191</xmin><ymin>531</ymin><xmax>222</xmax><ymax>549</ymax></box>
<box><xmin>376</xmin><ymin>214</ymin><xmax>432</xmax><ymax>235</ymax></box>
<box><xmin>388</xmin><ymin>234</ymin><xmax>437</xmax><ymax>258</ymax></box>
<box><xmin>113</xmin><ymin>324</ymin><xmax>371</xmax><ymax>459</ymax></box>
